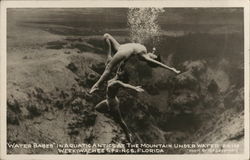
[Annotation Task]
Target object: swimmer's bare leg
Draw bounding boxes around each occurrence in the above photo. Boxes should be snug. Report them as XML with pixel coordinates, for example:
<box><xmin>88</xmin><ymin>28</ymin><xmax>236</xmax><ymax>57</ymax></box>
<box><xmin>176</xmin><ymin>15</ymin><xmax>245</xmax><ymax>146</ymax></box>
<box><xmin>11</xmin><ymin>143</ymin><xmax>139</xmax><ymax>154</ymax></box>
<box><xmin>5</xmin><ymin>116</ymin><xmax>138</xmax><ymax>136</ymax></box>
<box><xmin>104</xmin><ymin>35</ymin><xmax>112</xmax><ymax>65</ymax></box>
<box><xmin>112</xmin><ymin>60</ymin><xmax>126</xmax><ymax>80</ymax></box>
<box><xmin>104</xmin><ymin>33</ymin><xmax>120</xmax><ymax>54</ymax></box>
<box><xmin>113</xmin><ymin>109</ymin><xmax>132</xmax><ymax>143</ymax></box>
<box><xmin>90</xmin><ymin>65</ymin><xmax>111</xmax><ymax>93</ymax></box>
<box><xmin>118</xmin><ymin>118</ymin><xmax>133</xmax><ymax>143</ymax></box>
<box><xmin>89</xmin><ymin>53</ymin><xmax>123</xmax><ymax>93</ymax></box>
<box><xmin>117</xmin><ymin>60</ymin><xmax>126</xmax><ymax>73</ymax></box>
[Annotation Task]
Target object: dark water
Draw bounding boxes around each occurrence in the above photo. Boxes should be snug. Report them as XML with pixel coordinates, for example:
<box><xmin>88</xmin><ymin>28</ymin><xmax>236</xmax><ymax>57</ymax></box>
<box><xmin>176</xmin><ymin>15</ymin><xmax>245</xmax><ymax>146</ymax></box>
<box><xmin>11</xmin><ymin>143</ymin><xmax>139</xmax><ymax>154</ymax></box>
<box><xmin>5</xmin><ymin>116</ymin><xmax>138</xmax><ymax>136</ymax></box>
<box><xmin>7</xmin><ymin>8</ymin><xmax>243</xmax><ymax>34</ymax></box>
<box><xmin>7</xmin><ymin>8</ymin><xmax>244</xmax><ymax>67</ymax></box>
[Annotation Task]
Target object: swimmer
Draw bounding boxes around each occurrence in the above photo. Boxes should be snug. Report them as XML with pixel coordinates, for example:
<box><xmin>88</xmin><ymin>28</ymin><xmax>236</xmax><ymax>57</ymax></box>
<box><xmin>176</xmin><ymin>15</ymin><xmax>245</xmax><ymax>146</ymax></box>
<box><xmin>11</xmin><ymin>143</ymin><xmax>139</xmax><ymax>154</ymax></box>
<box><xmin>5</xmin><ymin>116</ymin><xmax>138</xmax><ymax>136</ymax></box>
<box><xmin>95</xmin><ymin>70</ymin><xmax>144</xmax><ymax>143</ymax></box>
<box><xmin>90</xmin><ymin>33</ymin><xmax>180</xmax><ymax>93</ymax></box>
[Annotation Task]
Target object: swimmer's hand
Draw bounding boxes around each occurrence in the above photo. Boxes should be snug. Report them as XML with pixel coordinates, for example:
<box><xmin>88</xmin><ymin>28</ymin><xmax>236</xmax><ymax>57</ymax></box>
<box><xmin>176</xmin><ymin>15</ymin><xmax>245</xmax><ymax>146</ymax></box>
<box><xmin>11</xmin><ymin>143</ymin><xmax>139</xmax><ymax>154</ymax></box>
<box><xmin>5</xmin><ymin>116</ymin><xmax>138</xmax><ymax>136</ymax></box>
<box><xmin>142</xmin><ymin>55</ymin><xmax>180</xmax><ymax>74</ymax></box>
<box><xmin>134</xmin><ymin>86</ymin><xmax>144</xmax><ymax>92</ymax></box>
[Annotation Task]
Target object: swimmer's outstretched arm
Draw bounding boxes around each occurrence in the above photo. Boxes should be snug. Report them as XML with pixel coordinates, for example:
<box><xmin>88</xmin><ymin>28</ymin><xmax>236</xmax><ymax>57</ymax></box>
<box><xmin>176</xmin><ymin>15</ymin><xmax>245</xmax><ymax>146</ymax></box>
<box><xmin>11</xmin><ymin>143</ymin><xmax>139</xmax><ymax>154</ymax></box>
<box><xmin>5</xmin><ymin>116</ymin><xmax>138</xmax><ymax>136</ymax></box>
<box><xmin>142</xmin><ymin>54</ymin><xmax>181</xmax><ymax>74</ymax></box>
<box><xmin>115</xmin><ymin>80</ymin><xmax>144</xmax><ymax>92</ymax></box>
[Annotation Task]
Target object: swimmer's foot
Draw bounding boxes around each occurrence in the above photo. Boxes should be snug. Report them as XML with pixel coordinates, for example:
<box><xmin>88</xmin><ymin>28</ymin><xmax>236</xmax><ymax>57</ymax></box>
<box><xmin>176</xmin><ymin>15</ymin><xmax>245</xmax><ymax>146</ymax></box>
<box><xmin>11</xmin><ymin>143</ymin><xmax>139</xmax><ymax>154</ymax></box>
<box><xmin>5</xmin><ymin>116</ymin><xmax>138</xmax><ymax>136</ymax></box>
<box><xmin>173</xmin><ymin>68</ymin><xmax>181</xmax><ymax>74</ymax></box>
<box><xmin>128</xmin><ymin>133</ymin><xmax>133</xmax><ymax>143</ymax></box>
<box><xmin>176</xmin><ymin>70</ymin><xmax>181</xmax><ymax>74</ymax></box>
<box><xmin>89</xmin><ymin>85</ymin><xmax>99</xmax><ymax>94</ymax></box>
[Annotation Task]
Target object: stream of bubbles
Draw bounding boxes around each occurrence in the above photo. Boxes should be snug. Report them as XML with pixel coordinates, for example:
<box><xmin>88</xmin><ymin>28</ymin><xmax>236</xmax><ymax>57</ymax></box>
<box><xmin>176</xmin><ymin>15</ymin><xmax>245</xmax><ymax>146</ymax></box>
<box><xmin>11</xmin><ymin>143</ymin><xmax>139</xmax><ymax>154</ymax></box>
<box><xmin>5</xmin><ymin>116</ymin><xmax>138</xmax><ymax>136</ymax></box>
<box><xmin>127</xmin><ymin>8</ymin><xmax>164</xmax><ymax>46</ymax></box>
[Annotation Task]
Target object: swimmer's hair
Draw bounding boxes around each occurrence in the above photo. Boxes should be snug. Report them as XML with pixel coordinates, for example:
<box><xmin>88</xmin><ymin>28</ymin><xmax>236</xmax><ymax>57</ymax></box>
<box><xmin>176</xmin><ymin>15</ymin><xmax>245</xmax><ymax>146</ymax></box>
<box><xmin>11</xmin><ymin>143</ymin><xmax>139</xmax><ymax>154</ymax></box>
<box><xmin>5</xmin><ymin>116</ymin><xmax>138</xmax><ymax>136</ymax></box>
<box><xmin>146</xmin><ymin>54</ymin><xmax>162</xmax><ymax>68</ymax></box>
<box><xmin>117</xmin><ymin>70</ymin><xmax>129</xmax><ymax>83</ymax></box>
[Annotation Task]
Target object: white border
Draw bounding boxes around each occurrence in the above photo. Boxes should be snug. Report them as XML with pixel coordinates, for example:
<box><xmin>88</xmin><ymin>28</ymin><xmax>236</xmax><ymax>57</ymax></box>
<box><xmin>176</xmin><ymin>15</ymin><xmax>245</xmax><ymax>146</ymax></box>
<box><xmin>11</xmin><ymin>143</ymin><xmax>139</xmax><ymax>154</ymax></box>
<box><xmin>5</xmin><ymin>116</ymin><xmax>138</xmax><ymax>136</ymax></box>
<box><xmin>0</xmin><ymin>1</ymin><xmax>249</xmax><ymax>160</ymax></box>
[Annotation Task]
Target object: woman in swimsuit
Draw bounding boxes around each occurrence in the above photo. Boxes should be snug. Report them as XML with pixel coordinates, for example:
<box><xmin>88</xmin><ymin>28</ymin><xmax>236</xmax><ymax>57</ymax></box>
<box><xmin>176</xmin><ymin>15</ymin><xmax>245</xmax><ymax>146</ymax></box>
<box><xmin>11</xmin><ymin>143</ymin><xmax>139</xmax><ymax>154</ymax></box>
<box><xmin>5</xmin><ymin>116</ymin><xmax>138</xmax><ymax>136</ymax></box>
<box><xmin>95</xmin><ymin>70</ymin><xmax>144</xmax><ymax>143</ymax></box>
<box><xmin>90</xmin><ymin>33</ymin><xmax>180</xmax><ymax>93</ymax></box>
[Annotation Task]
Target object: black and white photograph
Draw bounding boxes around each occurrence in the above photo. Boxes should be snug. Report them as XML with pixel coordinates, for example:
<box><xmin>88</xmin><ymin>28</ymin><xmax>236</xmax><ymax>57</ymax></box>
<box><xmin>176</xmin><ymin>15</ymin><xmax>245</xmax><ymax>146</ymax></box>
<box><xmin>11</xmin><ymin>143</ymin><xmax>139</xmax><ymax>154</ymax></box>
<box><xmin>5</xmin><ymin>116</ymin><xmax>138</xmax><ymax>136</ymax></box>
<box><xmin>0</xmin><ymin>0</ymin><xmax>249</xmax><ymax>159</ymax></box>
